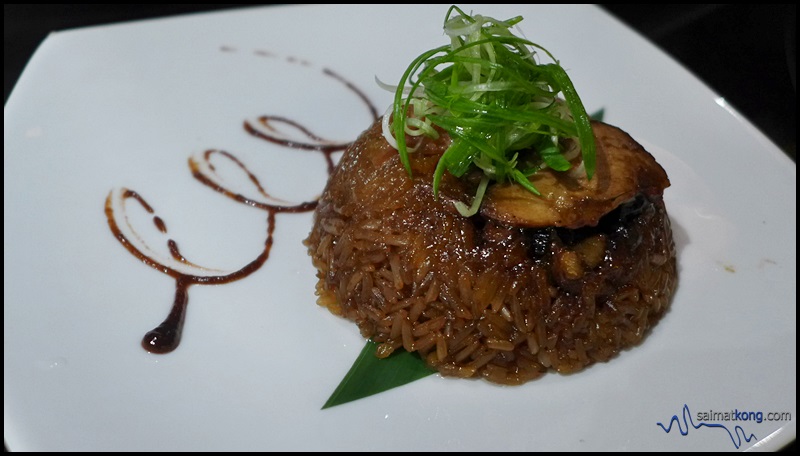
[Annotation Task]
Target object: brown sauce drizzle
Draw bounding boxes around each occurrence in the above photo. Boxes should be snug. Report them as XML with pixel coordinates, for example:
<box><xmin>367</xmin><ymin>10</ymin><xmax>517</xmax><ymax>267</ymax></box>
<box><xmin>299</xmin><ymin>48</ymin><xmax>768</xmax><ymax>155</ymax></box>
<box><xmin>243</xmin><ymin>67</ymin><xmax>379</xmax><ymax>175</ymax></box>
<box><xmin>167</xmin><ymin>239</ymin><xmax>188</xmax><ymax>264</ymax></box>
<box><xmin>106</xmin><ymin>54</ymin><xmax>378</xmax><ymax>354</ymax></box>
<box><xmin>153</xmin><ymin>216</ymin><xmax>167</xmax><ymax>233</ymax></box>
<box><xmin>244</xmin><ymin>117</ymin><xmax>345</xmax><ymax>175</ymax></box>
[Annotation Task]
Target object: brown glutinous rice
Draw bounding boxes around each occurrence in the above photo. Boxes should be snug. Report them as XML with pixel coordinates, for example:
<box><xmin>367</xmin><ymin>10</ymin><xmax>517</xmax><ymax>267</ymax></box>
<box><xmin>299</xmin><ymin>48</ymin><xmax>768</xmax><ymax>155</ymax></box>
<box><xmin>305</xmin><ymin>119</ymin><xmax>677</xmax><ymax>385</ymax></box>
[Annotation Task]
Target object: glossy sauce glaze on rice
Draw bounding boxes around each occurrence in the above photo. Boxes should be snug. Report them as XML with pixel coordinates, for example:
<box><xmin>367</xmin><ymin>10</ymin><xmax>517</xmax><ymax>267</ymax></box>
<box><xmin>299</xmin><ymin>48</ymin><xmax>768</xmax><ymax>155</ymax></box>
<box><xmin>305</xmin><ymin>119</ymin><xmax>676</xmax><ymax>385</ymax></box>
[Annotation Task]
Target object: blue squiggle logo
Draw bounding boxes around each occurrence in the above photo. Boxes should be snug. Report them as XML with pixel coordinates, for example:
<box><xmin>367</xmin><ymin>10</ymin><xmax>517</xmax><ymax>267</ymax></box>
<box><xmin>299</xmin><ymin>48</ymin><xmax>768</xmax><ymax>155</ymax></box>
<box><xmin>657</xmin><ymin>404</ymin><xmax>758</xmax><ymax>449</ymax></box>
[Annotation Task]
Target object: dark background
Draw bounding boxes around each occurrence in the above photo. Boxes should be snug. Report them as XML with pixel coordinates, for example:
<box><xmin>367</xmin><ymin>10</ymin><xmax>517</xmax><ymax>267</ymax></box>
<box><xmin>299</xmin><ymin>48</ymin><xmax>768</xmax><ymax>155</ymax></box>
<box><xmin>4</xmin><ymin>4</ymin><xmax>795</xmax><ymax>452</ymax></box>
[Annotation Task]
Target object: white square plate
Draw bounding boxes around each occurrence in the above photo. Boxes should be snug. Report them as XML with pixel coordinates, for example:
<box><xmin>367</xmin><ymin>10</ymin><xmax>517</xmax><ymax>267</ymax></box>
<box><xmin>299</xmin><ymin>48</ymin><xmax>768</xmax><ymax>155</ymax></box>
<box><xmin>4</xmin><ymin>4</ymin><xmax>795</xmax><ymax>451</ymax></box>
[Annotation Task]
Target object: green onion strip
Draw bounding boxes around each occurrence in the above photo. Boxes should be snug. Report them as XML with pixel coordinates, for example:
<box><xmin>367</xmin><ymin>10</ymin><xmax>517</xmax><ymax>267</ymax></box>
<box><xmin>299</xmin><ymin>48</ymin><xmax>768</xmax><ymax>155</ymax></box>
<box><xmin>384</xmin><ymin>5</ymin><xmax>596</xmax><ymax>215</ymax></box>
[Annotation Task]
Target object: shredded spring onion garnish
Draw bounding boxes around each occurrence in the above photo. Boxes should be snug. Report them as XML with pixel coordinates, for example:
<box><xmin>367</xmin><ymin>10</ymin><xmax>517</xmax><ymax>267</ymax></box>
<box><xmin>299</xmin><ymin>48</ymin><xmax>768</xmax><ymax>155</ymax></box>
<box><xmin>383</xmin><ymin>5</ymin><xmax>596</xmax><ymax>216</ymax></box>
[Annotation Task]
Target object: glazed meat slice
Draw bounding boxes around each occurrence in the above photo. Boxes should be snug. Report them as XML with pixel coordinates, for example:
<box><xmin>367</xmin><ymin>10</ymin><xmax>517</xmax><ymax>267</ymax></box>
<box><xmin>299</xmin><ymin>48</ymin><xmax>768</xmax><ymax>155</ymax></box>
<box><xmin>481</xmin><ymin>121</ymin><xmax>670</xmax><ymax>228</ymax></box>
